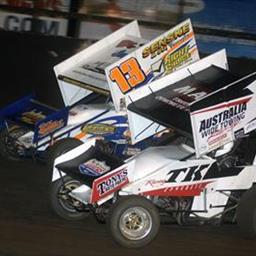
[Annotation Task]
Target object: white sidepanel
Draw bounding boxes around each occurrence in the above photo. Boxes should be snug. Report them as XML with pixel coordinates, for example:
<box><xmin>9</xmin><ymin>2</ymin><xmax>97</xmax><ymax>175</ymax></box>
<box><xmin>127</xmin><ymin>110</ymin><xmax>166</xmax><ymax>145</ymax></box>
<box><xmin>192</xmin><ymin>165</ymin><xmax>256</xmax><ymax>218</ymax></box>
<box><xmin>189</xmin><ymin>48</ymin><xmax>228</xmax><ymax>73</ymax></box>
<box><xmin>58</xmin><ymin>80</ymin><xmax>92</xmax><ymax>106</ymax></box>
<box><xmin>191</xmin><ymin>73</ymin><xmax>256</xmax><ymax>157</ymax></box>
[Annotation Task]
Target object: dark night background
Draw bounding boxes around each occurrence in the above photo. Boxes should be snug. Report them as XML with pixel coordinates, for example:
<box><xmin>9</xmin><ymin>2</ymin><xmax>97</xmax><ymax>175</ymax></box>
<box><xmin>0</xmin><ymin>31</ymin><xmax>85</xmax><ymax>109</ymax></box>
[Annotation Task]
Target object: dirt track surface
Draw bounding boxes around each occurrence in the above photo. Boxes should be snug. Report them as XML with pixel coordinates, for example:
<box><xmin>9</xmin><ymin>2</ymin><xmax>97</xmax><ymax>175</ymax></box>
<box><xmin>0</xmin><ymin>159</ymin><xmax>256</xmax><ymax>256</ymax></box>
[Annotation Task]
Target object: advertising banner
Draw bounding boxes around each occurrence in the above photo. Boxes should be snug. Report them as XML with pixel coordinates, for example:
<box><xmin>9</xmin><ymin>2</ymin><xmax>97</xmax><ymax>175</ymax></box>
<box><xmin>78</xmin><ymin>0</ymin><xmax>256</xmax><ymax>35</ymax></box>
<box><xmin>0</xmin><ymin>11</ymin><xmax>68</xmax><ymax>36</ymax></box>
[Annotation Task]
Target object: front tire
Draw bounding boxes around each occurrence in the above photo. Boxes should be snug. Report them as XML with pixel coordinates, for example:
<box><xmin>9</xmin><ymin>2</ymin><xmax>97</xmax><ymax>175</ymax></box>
<box><xmin>108</xmin><ymin>195</ymin><xmax>160</xmax><ymax>248</ymax></box>
<box><xmin>50</xmin><ymin>176</ymin><xmax>90</xmax><ymax>221</ymax></box>
<box><xmin>237</xmin><ymin>186</ymin><xmax>256</xmax><ymax>238</ymax></box>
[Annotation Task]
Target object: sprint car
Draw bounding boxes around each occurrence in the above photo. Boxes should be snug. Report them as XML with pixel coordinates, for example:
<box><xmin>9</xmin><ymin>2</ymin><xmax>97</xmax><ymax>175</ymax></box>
<box><xmin>0</xmin><ymin>19</ymin><xmax>199</xmax><ymax>162</ymax></box>
<box><xmin>0</xmin><ymin>93</ymin><xmax>152</xmax><ymax>161</ymax></box>
<box><xmin>50</xmin><ymin>51</ymin><xmax>256</xmax><ymax>248</ymax></box>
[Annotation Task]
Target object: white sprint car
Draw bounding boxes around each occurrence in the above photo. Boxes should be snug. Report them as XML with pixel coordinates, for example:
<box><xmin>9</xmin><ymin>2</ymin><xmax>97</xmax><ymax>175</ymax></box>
<box><xmin>50</xmin><ymin>51</ymin><xmax>256</xmax><ymax>248</ymax></box>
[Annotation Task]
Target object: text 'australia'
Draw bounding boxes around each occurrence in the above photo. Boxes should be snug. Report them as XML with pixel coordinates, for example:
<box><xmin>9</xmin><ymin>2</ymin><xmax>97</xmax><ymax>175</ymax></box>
<box><xmin>199</xmin><ymin>102</ymin><xmax>247</xmax><ymax>138</ymax></box>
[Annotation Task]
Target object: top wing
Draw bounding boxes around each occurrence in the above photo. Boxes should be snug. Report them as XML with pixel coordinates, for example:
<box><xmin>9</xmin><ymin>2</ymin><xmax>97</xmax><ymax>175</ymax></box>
<box><xmin>127</xmin><ymin>65</ymin><xmax>237</xmax><ymax>137</ymax></box>
<box><xmin>54</xmin><ymin>20</ymin><xmax>145</xmax><ymax>106</ymax></box>
<box><xmin>127</xmin><ymin>61</ymin><xmax>256</xmax><ymax>156</ymax></box>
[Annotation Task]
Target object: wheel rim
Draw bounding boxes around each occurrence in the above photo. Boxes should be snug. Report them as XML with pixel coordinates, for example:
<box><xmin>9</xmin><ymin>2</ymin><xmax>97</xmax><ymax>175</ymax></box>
<box><xmin>119</xmin><ymin>206</ymin><xmax>152</xmax><ymax>241</ymax></box>
<box><xmin>58</xmin><ymin>180</ymin><xmax>83</xmax><ymax>213</ymax></box>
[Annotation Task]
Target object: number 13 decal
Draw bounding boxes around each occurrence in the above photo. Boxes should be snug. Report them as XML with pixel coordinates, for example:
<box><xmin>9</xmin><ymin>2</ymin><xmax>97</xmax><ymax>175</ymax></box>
<box><xmin>109</xmin><ymin>57</ymin><xmax>146</xmax><ymax>94</ymax></box>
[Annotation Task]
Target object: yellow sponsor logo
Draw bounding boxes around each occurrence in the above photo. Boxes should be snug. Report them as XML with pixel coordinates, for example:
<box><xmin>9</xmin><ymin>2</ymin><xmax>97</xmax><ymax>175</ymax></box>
<box><xmin>81</xmin><ymin>123</ymin><xmax>116</xmax><ymax>135</ymax></box>
<box><xmin>21</xmin><ymin>109</ymin><xmax>45</xmax><ymax>124</ymax></box>
<box><xmin>142</xmin><ymin>23</ymin><xmax>190</xmax><ymax>59</ymax></box>
<box><xmin>164</xmin><ymin>45</ymin><xmax>191</xmax><ymax>73</ymax></box>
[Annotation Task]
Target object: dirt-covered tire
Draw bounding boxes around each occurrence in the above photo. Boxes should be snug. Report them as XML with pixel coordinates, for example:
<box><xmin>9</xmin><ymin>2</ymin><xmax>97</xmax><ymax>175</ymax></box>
<box><xmin>50</xmin><ymin>175</ymin><xmax>90</xmax><ymax>221</ymax></box>
<box><xmin>237</xmin><ymin>186</ymin><xmax>256</xmax><ymax>238</ymax></box>
<box><xmin>108</xmin><ymin>195</ymin><xmax>160</xmax><ymax>248</ymax></box>
<box><xmin>0</xmin><ymin>127</ymin><xmax>28</xmax><ymax>161</ymax></box>
<box><xmin>47</xmin><ymin>137</ymin><xmax>83</xmax><ymax>170</ymax></box>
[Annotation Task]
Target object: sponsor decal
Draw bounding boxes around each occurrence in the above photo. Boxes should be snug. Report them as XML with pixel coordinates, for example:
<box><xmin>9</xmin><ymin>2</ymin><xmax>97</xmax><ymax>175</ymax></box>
<box><xmin>81</xmin><ymin>123</ymin><xmax>116</xmax><ymax>135</ymax></box>
<box><xmin>245</xmin><ymin>118</ymin><xmax>256</xmax><ymax>133</ymax></box>
<box><xmin>167</xmin><ymin>165</ymin><xmax>210</xmax><ymax>183</ymax></box>
<box><xmin>91</xmin><ymin>168</ymin><xmax>128</xmax><ymax>203</ymax></box>
<box><xmin>112</xmin><ymin>40</ymin><xmax>144</xmax><ymax>58</ymax></box>
<box><xmin>97</xmin><ymin>168</ymin><xmax>128</xmax><ymax>195</ymax></box>
<box><xmin>156</xmin><ymin>84</ymin><xmax>207</xmax><ymax>111</ymax></box>
<box><xmin>81</xmin><ymin>61</ymin><xmax>107</xmax><ymax>74</ymax></box>
<box><xmin>145</xmin><ymin>180</ymin><xmax>166</xmax><ymax>187</ymax></box>
<box><xmin>173</xmin><ymin>84</ymin><xmax>208</xmax><ymax>101</ymax></box>
<box><xmin>166</xmin><ymin>163</ymin><xmax>244</xmax><ymax>184</ymax></box>
<box><xmin>234</xmin><ymin>128</ymin><xmax>245</xmax><ymax>139</ymax></box>
<box><xmin>156</xmin><ymin>95</ymin><xmax>190</xmax><ymax>111</ymax></box>
<box><xmin>142</xmin><ymin>22</ymin><xmax>190</xmax><ymax>59</ymax></box>
<box><xmin>79</xmin><ymin>159</ymin><xmax>110</xmax><ymax>177</ymax></box>
<box><xmin>200</xmin><ymin>144</ymin><xmax>207</xmax><ymax>152</ymax></box>
<box><xmin>142</xmin><ymin>181</ymin><xmax>212</xmax><ymax>197</ymax></box>
<box><xmin>192</xmin><ymin>96</ymin><xmax>253</xmax><ymax>154</ymax></box>
<box><xmin>124</xmin><ymin>147</ymin><xmax>141</xmax><ymax>156</ymax></box>
<box><xmin>163</xmin><ymin>44</ymin><xmax>192</xmax><ymax>74</ymax></box>
<box><xmin>111</xmin><ymin>50</ymin><xmax>129</xmax><ymax>59</ymax></box>
<box><xmin>20</xmin><ymin>109</ymin><xmax>45</xmax><ymax>124</ymax></box>
<box><xmin>38</xmin><ymin>119</ymin><xmax>64</xmax><ymax>137</ymax></box>
<box><xmin>69</xmin><ymin>104</ymin><xmax>87</xmax><ymax>116</ymax></box>
<box><xmin>109</xmin><ymin>57</ymin><xmax>146</xmax><ymax>94</ymax></box>
<box><xmin>199</xmin><ymin>101</ymin><xmax>247</xmax><ymax>140</ymax></box>
<box><xmin>208</xmin><ymin>133</ymin><xmax>228</xmax><ymax>146</ymax></box>
<box><xmin>116</xmin><ymin>40</ymin><xmax>138</xmax><ymax>49</ymax></box>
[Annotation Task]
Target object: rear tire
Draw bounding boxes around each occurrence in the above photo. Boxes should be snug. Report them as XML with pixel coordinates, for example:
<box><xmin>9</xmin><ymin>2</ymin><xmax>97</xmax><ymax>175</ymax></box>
<box><xmin>0</xmin><ymin>127</ymin><xmax>28</xmax><ymax>161</ymax></box>
<box><xmin>237</xmin><ymin>186</ymin><xmax>256</xmax><ymax>238</ymax></box>
<box><xmin>108</xmin><ymin>195</ymin><xmax>160</xmax><ymax>248</ymax></box>
<box><xmin>50</xmin><ymin>175</ymin><xmax>90</xmax><ymax>221</ymax></box>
